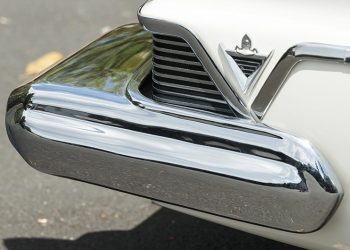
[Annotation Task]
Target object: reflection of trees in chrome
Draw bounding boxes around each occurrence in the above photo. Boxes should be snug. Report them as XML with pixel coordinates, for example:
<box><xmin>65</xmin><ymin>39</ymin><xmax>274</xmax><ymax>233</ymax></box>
<box><xmin>39</xmin><ymin>24</ymin><xmax>152</xmax><ymax>94</ymax></box>
<box><xmin>7</xmin><ymin>84</ymin><xmax>31</xmax><ymax>113</ymax></box>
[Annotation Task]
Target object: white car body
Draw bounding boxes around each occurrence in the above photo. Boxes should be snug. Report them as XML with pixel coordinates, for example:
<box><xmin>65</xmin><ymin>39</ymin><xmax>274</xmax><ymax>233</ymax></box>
<box><xmin>141</xmin><ymin>1</ymin><xmax>350</xmax><ymax>249</ymax></box>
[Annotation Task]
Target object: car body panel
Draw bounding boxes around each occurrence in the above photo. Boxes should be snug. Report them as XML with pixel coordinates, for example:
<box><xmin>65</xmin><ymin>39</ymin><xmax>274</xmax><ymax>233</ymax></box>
<box><xmin>140</xmin><ymin>0</ymin><xmax>350</xmax><ymax>106</ymax></box>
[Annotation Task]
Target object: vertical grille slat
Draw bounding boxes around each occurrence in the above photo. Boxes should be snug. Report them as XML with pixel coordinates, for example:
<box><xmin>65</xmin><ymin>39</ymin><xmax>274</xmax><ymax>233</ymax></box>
<box><xmin>151</xmin><ymin>34</ymin><xmax>234</xmax><ymax>116</ymax></box>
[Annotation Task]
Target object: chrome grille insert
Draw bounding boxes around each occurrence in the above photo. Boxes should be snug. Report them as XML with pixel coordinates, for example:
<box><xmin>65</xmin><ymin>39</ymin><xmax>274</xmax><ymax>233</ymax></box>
<box><xmin>152</xmin><ymin>34</ymin><xmax>234</xmax><ymax>116</ymax></box>
<box><xmin>227</xmin><ymin>52</ymin><xmax>265</xmax><ymax>77</ymax></box>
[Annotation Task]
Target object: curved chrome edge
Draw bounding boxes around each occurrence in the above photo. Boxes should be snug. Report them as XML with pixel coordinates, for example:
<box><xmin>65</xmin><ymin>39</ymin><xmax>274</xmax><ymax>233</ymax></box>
<box><xmin>252</xmin><ymin>43</ymin><xmax>350</xmax><ymax>119</ymax></box>
<box><xmin>6</xmin><ymin>24</ymin><xmax>343</xmax><ymax>233</ymax></box>
<box><xmin>218</xmin><ymin>43</ymin><xmax>274</xmax><ymax>105</ymax></box>
<box><xmin>127</xmin><ymin>61</ymin><xmax>252</xmax><ymax>127</ymax></box>
<box><xmin>137</xmin><ymin>8</ymin><xmax>251</xmax><ymax>119</ymax></box>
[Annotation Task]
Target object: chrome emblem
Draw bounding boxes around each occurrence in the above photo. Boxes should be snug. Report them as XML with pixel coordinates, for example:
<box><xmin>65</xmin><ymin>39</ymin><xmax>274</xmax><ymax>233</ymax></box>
<box><xmin>235</xmin><ymin>34</ymin><xmax>258</xmax><ymax>56</ymax></box>
<box><xmin>219</xmin><ymin>34</ymin><xmax>269</xmax><ymax>95</ymax></box>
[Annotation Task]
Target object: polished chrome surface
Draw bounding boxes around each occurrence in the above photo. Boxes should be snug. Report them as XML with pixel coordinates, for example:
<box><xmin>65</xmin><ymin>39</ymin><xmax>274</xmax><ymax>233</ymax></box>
<box><xmin>224</xmin><ymin>48</ymin><xmax>268</xmax><ymax>93</ymax></box>
<box><xmin>138</xmin><ymin>11</ymin><xmax>251</xmax><ymax>119</ymax></box>
<box><xmin>252</xmin><ymin>43</ymin><xmax>350</xmax><ymax>119</ymax></box>
<box><xmin>151</xmin><ymin>33</ymin><xmax>234</xmax><ymax>116</ymax></box>
<box><xmin>235</xmin><ymin>34</ymin><xmax>258</xmax><ymax>56</ymax></box>
<box><xmin>227</xmin><ymin>53</ymin><xmax>264</xmax><ymax>78</ymax></box>
<box><xmin>6</xmin><ymin>23</ymin><xmax>343</xmax><ymax>233</ymax></box>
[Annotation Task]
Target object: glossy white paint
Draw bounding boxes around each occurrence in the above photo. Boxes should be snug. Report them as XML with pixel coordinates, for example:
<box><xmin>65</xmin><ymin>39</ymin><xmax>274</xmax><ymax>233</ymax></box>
<box><xmin>141</xmin><ymin>0</ymin><xmax>350</xmax><ymax>249</ymax></box>
<box><xmin>140</xmin><ymin>0</ymin><xmax>350</xmax><ymax>105</ymax></box>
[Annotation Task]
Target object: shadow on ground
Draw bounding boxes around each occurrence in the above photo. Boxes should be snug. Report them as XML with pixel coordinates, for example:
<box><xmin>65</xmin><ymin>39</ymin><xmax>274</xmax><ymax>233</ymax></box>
<box><xmin>3</xmin><ymin>208</ymin><xmax>302</xmax><ymax>250</ymax></box>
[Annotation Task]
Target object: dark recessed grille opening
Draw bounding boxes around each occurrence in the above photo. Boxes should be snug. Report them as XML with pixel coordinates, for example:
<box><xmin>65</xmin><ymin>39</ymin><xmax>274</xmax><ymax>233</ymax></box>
<box><xmin>151</xmin><ymin>33</ymin><xmax>234</xmax><ymax>116</ymax></box>
<box><xmin>227</xmin><ymin>52</ymin><xmax>264</xmax><ymax>77</ymax></box>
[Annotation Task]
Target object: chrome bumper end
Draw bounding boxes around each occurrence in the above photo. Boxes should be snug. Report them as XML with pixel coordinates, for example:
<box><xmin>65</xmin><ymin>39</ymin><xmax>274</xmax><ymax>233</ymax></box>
<box><xmin>6</xmin><ymin>24</ymin><xmax>343</xmax><ymax>233</ymax></box>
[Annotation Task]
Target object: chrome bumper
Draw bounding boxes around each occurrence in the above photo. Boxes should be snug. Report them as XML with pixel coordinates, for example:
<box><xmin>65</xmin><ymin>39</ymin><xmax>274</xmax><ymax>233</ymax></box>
<box><xmin>6</xmin><ymin>24</ymin><xmax>343</xmax><ymax>233</ymax></box>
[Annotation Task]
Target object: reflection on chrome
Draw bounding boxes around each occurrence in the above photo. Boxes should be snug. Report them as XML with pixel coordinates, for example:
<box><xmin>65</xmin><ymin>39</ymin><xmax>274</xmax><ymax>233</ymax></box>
<box><xmin>6</xmin><ymin>23</ymin><xmax>343</xmax><ymax>233</ymax></box>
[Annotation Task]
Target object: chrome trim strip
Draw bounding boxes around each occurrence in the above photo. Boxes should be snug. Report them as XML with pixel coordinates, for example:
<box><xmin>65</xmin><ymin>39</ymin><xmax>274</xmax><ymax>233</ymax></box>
<box><xmin>152</xmin><ymin>45</ymin><xmax>196</xmax><ymax>57</ymax></box>
<box><xmin>153</xmin><ymin>36</ymin><xmax>188</xmax><ymax>46</ymax></box>
<box><xmin>152</xmin><ymin>85</ymin><xmax>227</xmax><ymax>104</ymax></box>
<box><xmin>153</xmin><ymin>62</ymin><xmax>209</xmax><ymax>76</ymax></box>
<box><xmin>252</xmin><ymin>43</ymin><xmax>350</xmax><ymax>119</ymax></box>
<box><xmin>138</xmin><ymin>11</ymin><xmax>251</xmax><ymax>119</ymax></box>
<box><xmin>152</xmin><ymin>70</ymin><xmax>213</xmax><ymax>85</ymax></box>
<box><xmin>152</xmin><ymin>78</ymin><xmax>221</xmax><ymax>95</ymax></box>
<box><xmin>6</xmin><ymin>24</ymin><xmax>343</xmax><ymax>233</ymax></box>
<box><xmin>153</xmin><ymin>54</ymin><xmax>202</xmax><ymax>66</ymax></box>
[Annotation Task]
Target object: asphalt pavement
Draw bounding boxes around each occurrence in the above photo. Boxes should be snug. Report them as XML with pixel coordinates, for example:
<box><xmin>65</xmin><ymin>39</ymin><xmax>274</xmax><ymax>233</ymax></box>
<box><xmin>0</xmin><ymin>1</ymin><xmax>302</xmax><ymax>249</ymax></box>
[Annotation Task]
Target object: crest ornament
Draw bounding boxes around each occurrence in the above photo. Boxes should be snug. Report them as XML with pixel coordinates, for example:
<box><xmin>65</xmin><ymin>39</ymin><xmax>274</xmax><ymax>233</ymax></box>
<box><xmin>219</xmin><ymin>34</ymin><xmax>270</xmax><ymax>94</ymax></box>
<box><xmin>235</xmin><ymin>34</ymin><xmax>258</xmax><ymax>56</ymax></box>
